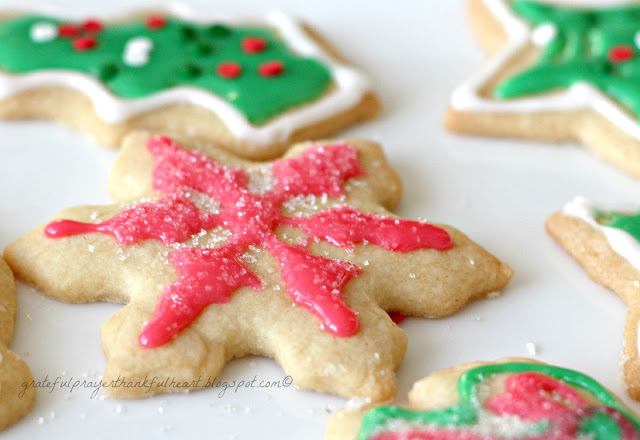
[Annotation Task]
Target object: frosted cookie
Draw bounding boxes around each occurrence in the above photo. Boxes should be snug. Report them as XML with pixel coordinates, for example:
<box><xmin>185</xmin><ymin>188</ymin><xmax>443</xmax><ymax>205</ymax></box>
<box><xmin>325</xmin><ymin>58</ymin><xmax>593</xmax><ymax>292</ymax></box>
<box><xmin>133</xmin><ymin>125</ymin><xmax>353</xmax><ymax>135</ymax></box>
<box><xmin>547</xmin><ymin>197</ymin><xmax>640</xmax><ymax>401</ymax></box>
<box><xmin>0</xmin><ymin>8</ymin><xmax>378</xmax><ymax>159</ymax></box>
<box><xmin>4</xmin><ymin>132</ymin><xmax>512</xmax><ymax>400</ymax></box>
<box><xmin>447</xmin><ymin>0</ymin><xmax>640</xmax><ymax>177</ymax></box>
<box><xmin>327</xmin><ymin>357</ymin><xmax>640</xmax><ymax>439</ymax></box>
<box><xmin>0</xmin><ymin>258</ymin><xmax>34</xmax><ymax>430</ymax></box>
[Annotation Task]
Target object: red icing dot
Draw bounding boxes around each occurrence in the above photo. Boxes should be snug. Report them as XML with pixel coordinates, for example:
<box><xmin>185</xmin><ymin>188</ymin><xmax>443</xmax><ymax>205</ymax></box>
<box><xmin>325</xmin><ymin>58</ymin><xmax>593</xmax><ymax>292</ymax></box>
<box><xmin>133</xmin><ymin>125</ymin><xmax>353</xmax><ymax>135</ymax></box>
<box><xmin>242</xmin><ymin>37</ymin><xmax>267</xmax><ymax>53</ymax></box>
<box><xmin>146</xmin><ymin>15</ymin><xmax>167</xmax><ymax>30</ymax></box>
<box><xmin>82</xmin><ymin>19</ymin><xmax>103</xmax><ymax>33</ymax></box>
<box><xmin>58</xmin><ymin>24</ymin><xmax>80</xmax><ymax>38</ymax></box>
<box><xmin>72</xmin><ymin>36</ymin><xmax>97</xmax><ymax>51</ymax></box>
<box><xmin>217</xmin><ymin>62</ymin><xmax>242</xmax><ymax>79</ymax></box>
<box><xmin>609</xmin><ymin>45</ymin><xmax>634</xmax><ymax>62</ymax></box>
<box><xmin>258</xmin><ymin>61</ymin><xmax>284</xmax><ymax>77</ymax></box>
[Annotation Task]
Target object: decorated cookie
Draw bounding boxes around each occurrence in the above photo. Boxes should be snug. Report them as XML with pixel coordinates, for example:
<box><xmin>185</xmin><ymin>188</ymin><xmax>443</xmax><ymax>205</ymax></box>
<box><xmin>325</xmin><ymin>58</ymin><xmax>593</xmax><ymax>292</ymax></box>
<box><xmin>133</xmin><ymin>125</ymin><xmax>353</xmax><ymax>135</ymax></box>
<box><xmin>0</xmin><ymin>258</ymin><xmax>35</xmax><ymax>430</ymax></box>
<box><xmin>327</xmin><ymin>357</ymin><xmax>640</xmax><ymax>439</ymax></box>
<box><xmin>3</xmin><ymin>132</ymin><xmax>512</xmax><ymax>400</ymax></box>
<box><xmin>0</xmin><ymin>7</ymin><xmax>379</xmax><ymax>159</ymax></box>
<box><xmin>447</xmin><ymin>0</ymin><xmax>640</xmax><ymax>177</ymax></box>
<box><xmin>547</xmin><ymin>197</ymin><xmax>640</xmax><ymax>401</ymax></box>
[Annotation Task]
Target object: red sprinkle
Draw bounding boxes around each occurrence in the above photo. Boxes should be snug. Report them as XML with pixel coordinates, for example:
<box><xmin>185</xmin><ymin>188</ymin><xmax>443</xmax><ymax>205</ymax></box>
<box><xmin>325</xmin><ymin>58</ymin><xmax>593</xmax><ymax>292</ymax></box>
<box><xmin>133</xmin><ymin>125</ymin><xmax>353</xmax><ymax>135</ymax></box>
<box><xmin>58</xmin><ymin>24</ymin><xmax>80</xmax><ymax>38</ymax></box>
<box><xmin>242</xmin><ymin>37</ymin><xmax>267</xmax><ymax>53</ymax></box>
<box><xmin>609</xmin><ymin>45</ymin><xmax>634</xmax><ymax>62</ymax></box>
<box><xmin>72</xmin><ymin>36</ymin><xmax>97</xmax><ymax>51</ymax></box>
<box><xmin>82</xmin><ymin>19</ymin><xmax>103</xmax><ymax>33</ymax></box>
<box><xmin>217</xmin><ymin>62</ymin><xmax>242</xmax><ymax>79</ymax></box>
<box><xmin>146</xmin><ymin>15</ymin><xmax>167</xmax><ymax>30</ymax></box>
<box><xmin>387</xmin><ymin>312</ymin><xmax>406</xmax><ymax>324</ymax></box>
<box><xmin>258</xmin><ymin>61</ymin><xmax>284</xmax><ymax>77</ymax></box>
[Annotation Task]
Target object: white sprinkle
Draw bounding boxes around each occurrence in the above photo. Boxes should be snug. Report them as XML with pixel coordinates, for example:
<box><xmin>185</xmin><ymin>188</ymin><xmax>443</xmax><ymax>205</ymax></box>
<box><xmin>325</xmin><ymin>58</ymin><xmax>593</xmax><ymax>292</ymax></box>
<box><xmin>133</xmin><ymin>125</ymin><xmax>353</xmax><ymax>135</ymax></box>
<box><xmin>115</xmin><ymin>405</ymin><xmax>123</xmax><ymax>414</ymax></box>
<box><xmin>49</xmin><ymin>411</ymin><xmax>56</xmax><ymax>421</ymax></box>
<box><xmin>635</xmin><ymin>31</ymin><xmax>640</xmax><ymax>50</ymax></box>
<box><xmin>30</xmin><ymin>22</ymin><xmax>58</xmax><ymax>42</ymax></box>
<box><xmin>123</xmin><ymin>36</ymin><xmax>153</xmax><ymax>67</ymax></box>
<box><xmin>531</xmin><ymin>22</ymin><xmax>557</xmax><ymax>47</ymax></box>
<box><xmin>157</xmin><ymin>406</ymin><xmax>164</xmax><ymax>415</ymax></box>
<box><xmin>362</xmin><ymin>259</ymin><xmax>369</xmax><ymax>266</ymax></box>
<box><xmin>373</xmin><ymin>352</ymin><xmax>380</xmax><ymax>360</ymax></box>
<box><xmin>36</xmin><ymin>417</ymin><xmax>45</xmax><ymax>425</ymax></box>
<box><xmin>345</xmin><ymin>397</ymin><xmax>372</xmax><ymax>410</ymax></box>
<box><xmin>634</xmin><ymin>280</ymin><xmax>640</xmax><ymax>288</ymax></box>
<box><xmin>469</xmin><ymin>259</ymin><xmax>475</xmax><ymax>265</ymax></box>
<box><xmin>409</xmin><ymin>272</ymin><xmax>416</xmax><ymax>279</ymax></box>
<box><xmin>526</xmin><ymin>342</ymin><xmax>538</xmax><ymax>356</ymax></box>
<box><xmin>88</xmin><ymin>244</ymin><xmax>94</xmax><ymax>253</ymax></box>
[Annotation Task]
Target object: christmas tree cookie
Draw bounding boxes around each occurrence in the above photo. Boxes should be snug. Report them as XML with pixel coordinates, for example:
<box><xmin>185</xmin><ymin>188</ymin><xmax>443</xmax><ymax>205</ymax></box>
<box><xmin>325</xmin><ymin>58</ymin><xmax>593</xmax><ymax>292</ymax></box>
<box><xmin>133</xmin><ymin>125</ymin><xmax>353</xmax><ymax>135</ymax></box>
<box><xmin>0</xmin><ymin>258</ymin><xmax>34</xmax><ymax>430</ymax></box>
<box><xmin>547</xmin><ymin>197</ymin><xmax>640</xmax><ymax>401</ymax></box>
<box><xmin>3</xmin><ymin>132</ymin><xmax>512</xmax><ymax>400</ymax></box>
<box><xmin>447</xmin><ymin>0</ymin><xmax>640</xmax><ymax>177</ymax></box>
<box><xmin>0</xmin><ymin>8</ymin><xmax>379</xmax><ymax>159</ymax></box>
<box><xmin>327</xmin><ymin>358</ymin><xmax>640</xmax><ymax>440</ymax></box>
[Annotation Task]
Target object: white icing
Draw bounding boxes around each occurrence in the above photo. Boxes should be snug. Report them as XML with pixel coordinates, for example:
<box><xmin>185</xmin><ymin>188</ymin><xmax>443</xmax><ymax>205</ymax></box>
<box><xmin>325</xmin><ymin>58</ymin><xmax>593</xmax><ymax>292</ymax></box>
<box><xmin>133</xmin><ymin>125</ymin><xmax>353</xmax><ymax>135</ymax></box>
<box><xmin>561</xmin><ymin>196</ymin><xmax>640</xmax><ymax>354</ymax></box>
<box><xmin>0</xmin><ymin>6</ymin><xmax>372</xmax><ymax>147</ymax></box>
<box><xmin>450</xmin><ymin>0</ymin><xmax>640</xmax><ymax>143</ymax></box>
<box><xmin>123</xmin><ymin>36</ymin><xmax>153</xmax><ymax>67</ymax></box>
<box><xmin>30</xmin><ymin>22</ymin><xmax>57</xmax><ymax>42</ymax></box>
<box><xmin>531</xmin><ymin>22</ymin><xmax>556</xmax><ymax>47</ymax></box>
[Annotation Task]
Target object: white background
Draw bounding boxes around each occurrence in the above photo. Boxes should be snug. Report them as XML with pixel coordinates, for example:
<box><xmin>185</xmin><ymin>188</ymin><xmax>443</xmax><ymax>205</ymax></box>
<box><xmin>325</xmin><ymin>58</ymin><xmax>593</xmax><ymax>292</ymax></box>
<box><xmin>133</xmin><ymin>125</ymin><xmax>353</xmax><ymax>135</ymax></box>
<box><xmin>1</xmin><ymin>0</ymin><xmax>640</xmax><ymax>438</ymax></box>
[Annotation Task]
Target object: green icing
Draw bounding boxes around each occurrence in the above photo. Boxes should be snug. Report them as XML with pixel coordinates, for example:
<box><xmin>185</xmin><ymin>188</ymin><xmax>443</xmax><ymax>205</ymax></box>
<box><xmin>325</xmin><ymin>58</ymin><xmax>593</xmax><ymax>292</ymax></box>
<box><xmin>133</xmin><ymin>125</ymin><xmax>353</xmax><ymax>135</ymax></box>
<box><xmin>495</xmin><ymin>1</ymin><xmax>640</xmax><ymax>119</ymax></box>
<box><xmin>0</xmin><ymin>15</ymin><xmax>332</xmax><ymax>124</ymax></box>
<box><xmin>356</xmin><ymin>362</ymin><xmax>640</xmax><ymax>440</ymax></box>
<box><xmin>597</xmin><ymin>209</ymin><xmax>640</xmax><ymax>242</ymax></box>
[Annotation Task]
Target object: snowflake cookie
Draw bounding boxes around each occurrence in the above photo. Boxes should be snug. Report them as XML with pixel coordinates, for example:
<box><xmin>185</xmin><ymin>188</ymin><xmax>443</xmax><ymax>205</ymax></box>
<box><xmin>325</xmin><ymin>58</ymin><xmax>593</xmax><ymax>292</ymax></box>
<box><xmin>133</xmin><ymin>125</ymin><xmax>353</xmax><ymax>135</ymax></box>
<box><xmin>447</xmin><ymin>0</ymin><xmax>640</xmax><ymax>177</ymax></box>
<box><xmin>327</xmin><ymin>357</ymin><xmax>640</xmax><ymax>439</ymax></box>
<box><xmin>3</xmin><ymin>133</ymin><xmax>512</xmax><ymax>400</ymax></box>
<box><xmin>0</xmin><ymin>8</ymin><xmax>378</xmax><ymax>159</ymax></box>
<box><xmin>547</xmin><ymin>197</ymin><xmax>640</xmax><ymax>401</ymax></box>
<box><xmin>0</xmin><ymin>258</ymin><xmax>34</xmax><ymax>430</ymax></box>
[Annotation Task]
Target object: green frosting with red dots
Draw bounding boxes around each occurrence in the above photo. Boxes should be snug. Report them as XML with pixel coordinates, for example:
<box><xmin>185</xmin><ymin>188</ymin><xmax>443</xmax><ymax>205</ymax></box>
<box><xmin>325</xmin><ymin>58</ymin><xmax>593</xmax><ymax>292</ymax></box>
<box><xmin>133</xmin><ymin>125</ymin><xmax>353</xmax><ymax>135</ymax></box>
<box><xmin>496</xmin><ymin>1</ymin><xmax>640</xmax><ymax>120</ymax></box>
<box><xmin>0</xmin><ymin>15</ymin><xmax>332</xmax><ymax>124</ymax></box>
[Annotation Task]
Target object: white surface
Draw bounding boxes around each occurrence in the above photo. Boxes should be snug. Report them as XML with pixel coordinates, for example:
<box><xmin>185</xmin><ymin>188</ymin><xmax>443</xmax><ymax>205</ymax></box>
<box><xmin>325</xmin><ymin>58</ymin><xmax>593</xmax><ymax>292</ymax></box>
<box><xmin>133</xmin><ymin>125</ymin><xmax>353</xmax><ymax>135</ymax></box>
<box><xmin>0</xmin><ymin>0</ymin><xmax>639</xmax><ymax>439</ymax></box>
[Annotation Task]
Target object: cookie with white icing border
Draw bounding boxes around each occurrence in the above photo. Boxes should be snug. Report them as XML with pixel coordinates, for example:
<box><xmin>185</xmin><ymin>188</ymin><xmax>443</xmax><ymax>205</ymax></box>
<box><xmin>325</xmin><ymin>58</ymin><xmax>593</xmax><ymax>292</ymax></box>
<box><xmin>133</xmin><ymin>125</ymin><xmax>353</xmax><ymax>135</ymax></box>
<box><xmin>0</xmin><ymin>258</ymin><xmax>34</xmax><ymax>431</ymax></box>
<box><xmin>547</xmin><ymin>197</ymin><xmax>640</xmax><ymax>401</ymax></box>
<box><xmin>446</xmin><ymin>0</ymin><xmax>640</xmax><ymax>177</ymax></box>
<box><xmin>327</xmin><ymin>357</ymin><xmax>640</xmax><ymax>439</ymax></box>
<box><xmin>0</xmin><ymin>7</ymin><xmax>379</xmax><ymax>159</ymax></box>
<box><xmin>4</xmin><ymin>132</ymin><xmax>512</xmax><ymax>400</ymax></box>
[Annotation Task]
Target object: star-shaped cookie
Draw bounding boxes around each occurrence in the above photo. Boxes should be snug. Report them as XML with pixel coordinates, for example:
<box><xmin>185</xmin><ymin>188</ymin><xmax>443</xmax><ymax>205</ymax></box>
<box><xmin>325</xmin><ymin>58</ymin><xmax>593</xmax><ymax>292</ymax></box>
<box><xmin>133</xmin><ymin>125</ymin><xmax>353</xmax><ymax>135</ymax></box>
<box><xmin>447</xmin><ymin>0</ymin><xmax>640</xmax><ymax>177</ymax></box>
<box><xmin>327</xmin><ymin>357</ymin><xmax>640</xmax><ymax>439</ymax></box>
<box><xmin>4</xmin><ymin>132</ymin><xmax>512</xmax><ymax>400</ymax></box>
<box><xmin>0</xmin><ymin>8</ymin><xmax>378</xmax><ymax>159</ymax></box>
<box><xmin>547</xmin><ymin>197</ymin><xmax>640</xmax><ymax>401</ymax></box>
<box><xmin>0</xmin><ymin>257</ymin><xmax>34</xmax><ymax>430</ymax></box>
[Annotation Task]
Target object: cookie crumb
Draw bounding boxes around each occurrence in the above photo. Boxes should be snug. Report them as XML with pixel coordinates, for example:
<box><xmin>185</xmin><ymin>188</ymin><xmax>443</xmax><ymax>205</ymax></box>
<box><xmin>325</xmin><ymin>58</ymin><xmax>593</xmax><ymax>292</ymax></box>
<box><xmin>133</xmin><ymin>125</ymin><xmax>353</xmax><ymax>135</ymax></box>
<box><xmin>526</xmin><ymin>342</ymin><xmax>538</xmax><ymax>356</ymax></box>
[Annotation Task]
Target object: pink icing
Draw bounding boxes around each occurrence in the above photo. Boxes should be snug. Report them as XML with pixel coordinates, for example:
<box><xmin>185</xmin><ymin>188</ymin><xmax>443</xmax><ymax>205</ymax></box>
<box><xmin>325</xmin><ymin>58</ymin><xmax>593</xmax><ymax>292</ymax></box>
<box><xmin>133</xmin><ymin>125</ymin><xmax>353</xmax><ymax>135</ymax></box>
<box><xmin>375</xmin><ymin>373</ymin><xmax>640</xmax><ymax>440</ymax></box>
<box><xmin>45</xmin><ymin>135</ymin><xmax>453</xmax><ymax>347</ymax></box>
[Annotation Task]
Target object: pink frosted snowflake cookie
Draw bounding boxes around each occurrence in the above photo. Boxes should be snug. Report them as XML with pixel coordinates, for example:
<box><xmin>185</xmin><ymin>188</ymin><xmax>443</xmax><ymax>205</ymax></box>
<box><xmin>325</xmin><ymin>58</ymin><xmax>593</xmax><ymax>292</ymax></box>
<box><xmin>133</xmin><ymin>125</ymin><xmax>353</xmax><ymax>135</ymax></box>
<box><xmin>4</xmin><ymin>133</ymin><xmax>512</xmax><ymax>400</ymax></box>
